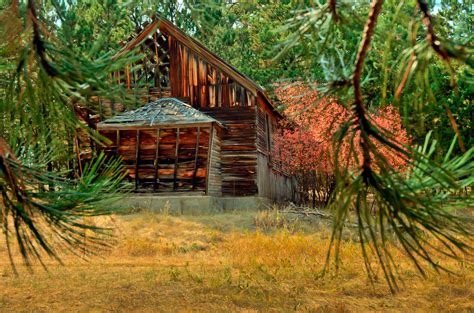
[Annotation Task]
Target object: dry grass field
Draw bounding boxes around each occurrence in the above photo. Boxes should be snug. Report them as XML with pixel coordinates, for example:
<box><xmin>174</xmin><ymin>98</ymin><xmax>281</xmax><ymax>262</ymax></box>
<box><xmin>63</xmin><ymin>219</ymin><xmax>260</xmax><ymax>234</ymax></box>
<box><xmin>0</xmin><ymin>208</ymin><xmax>473</xmax><ymax>312</ymax></box>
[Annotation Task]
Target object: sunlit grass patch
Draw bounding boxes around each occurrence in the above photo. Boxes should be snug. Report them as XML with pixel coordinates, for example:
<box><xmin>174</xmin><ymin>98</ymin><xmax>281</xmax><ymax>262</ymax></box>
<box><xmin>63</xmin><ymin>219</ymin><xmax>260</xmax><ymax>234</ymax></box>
<box><xmin>0</xmin><ymin>209</ymin><xmax>472</xmax><ymax>312</ymax></box>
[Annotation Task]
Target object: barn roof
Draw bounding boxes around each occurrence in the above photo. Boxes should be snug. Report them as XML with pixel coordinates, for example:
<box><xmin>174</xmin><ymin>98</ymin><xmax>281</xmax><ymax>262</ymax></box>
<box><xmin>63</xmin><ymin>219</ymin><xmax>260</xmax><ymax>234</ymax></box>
<box><xmin>97</xmin><ymin>98</ymin><xmax>224</xmax><ymax>129</ymax></box>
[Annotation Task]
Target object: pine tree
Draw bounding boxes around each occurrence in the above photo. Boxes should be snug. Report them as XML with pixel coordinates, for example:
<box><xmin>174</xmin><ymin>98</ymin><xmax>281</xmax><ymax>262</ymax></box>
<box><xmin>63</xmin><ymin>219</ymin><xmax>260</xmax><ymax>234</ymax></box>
<box><xmin>278</xmin><ymin>0</ymin><xmax>473</xmax><ymax>292</ymax></box>
<box><xmin>0</xmin><ymin>0</ymin><xmax>140</xmax><ymax>271</ymax></box>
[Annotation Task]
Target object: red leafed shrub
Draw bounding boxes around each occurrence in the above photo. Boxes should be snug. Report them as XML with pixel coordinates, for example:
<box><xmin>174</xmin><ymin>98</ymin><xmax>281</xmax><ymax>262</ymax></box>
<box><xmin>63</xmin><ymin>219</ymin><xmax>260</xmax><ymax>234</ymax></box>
<box><xmin>272</xmin><ymin>81</ymin><xmax>410</xmax><ymax>206</ymax></box>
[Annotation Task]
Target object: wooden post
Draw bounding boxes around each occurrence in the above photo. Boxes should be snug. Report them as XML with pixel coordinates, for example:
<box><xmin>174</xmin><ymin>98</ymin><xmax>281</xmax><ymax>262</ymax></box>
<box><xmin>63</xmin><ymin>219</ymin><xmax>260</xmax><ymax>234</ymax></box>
<box><xmin>173</xmin><ymin>128</ymin><xmax>180</xmax><ymax>190</ymax></box>
<box><xmin>125</xmin><ymin>66</ymin><xmax>131</xmax><ymax>89</ymax></box>
<box><xmin>135</xmin><ymin>130</ymin><xmax>140</xmax><ymax>191</ymax></box>
<box><xmin>192</xmin><ymin>127</ymin><xmax>200</xmax><ymax>190</ymax></box>
<box><xmin>154</xmin><ymin>128</ymin><xmax>161</xmax><ymax>192</ymax></box>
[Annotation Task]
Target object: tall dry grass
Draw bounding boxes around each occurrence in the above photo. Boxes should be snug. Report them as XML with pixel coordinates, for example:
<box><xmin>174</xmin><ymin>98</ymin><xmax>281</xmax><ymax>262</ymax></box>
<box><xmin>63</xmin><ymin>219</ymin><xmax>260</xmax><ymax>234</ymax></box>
<box><xmin>0</xmin><ymin>208</ymin><xmax>472</xmax><ymax>312</ymax></box>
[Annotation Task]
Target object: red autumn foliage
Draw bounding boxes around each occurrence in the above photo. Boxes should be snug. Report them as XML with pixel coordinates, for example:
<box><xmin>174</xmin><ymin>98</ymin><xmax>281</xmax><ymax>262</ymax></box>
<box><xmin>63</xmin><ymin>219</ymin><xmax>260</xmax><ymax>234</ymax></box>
<box><xmin>272</xmin><ymin>81</ymin><xmax>410</xmax><ymax>205</ymax></box>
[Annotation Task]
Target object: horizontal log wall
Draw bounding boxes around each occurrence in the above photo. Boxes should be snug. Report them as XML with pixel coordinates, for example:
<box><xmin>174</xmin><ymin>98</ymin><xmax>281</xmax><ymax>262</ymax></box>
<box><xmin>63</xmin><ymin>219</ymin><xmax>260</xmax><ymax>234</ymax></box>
<box><xmin>99</xmin><ymin>126</ymin><xmax>212</xmax><ymax>192</ymax></box>
<box><xmin>202</xmin><ymin>108</ymin><xmax>257</xmax><ymax>196</ymax></box>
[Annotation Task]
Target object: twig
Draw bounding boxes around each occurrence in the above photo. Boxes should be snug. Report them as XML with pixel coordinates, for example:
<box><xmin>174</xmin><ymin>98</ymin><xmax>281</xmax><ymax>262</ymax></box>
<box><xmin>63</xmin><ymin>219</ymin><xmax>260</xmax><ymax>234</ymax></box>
<box><xmin>417</xmin><ymin>0</ymin><xmax>449</xmax><ymax>61</ymax></box>
<box><xmin>352</xmin><ymin>0</ymin><xmax>384</xmax><ymax>173</ymax></box>
<box><xmin>328</xmin><ymin>0</ymin><xmax>339</xmax><ymax>22</ymax></box>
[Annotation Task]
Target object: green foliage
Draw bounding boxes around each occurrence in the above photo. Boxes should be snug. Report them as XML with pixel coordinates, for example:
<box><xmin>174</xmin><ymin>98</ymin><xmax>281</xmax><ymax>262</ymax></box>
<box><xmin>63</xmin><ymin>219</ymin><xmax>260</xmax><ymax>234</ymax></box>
<box><xmin>0</xmin><ymin>0</ymin><xmax>140</xmax><ymax>268</ymax></box>
<box><xmin>276</xmin><ymin>0</ymin><xmax>473</xmax><ymax>292</ymax></box>
<box><xmin>189</xmin><ymin>1</ymin><xmax>307</xmax><ymax>89</ymax></box>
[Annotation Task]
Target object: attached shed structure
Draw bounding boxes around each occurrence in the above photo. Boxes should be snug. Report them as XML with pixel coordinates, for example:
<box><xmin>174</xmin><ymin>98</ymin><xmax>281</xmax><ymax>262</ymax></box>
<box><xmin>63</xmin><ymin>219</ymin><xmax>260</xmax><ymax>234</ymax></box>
<box><xmin>97</xmin><ymin>98</ymin><xmax>223</xmax><ymax>195</ymax></box>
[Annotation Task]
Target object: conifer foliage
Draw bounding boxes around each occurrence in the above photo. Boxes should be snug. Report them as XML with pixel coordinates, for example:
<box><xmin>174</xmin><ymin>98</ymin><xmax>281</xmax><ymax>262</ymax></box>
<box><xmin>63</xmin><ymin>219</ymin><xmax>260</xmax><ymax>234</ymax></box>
<box><xmin>278</xmin><ymin>0</ymin><xmax>473</xmax><ymax>291</ymax></box>
<box><xmin>0</xmin><ymin>0</ymin><xmax>136</xmax><ymax>270</ymax></box>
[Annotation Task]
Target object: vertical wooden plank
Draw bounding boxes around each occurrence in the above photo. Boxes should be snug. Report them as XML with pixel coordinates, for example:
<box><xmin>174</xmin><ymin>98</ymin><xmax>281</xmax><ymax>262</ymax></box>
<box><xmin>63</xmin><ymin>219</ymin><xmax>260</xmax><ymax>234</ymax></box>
<box><xmin>169</xmin><ymin>36</ymin><xmax>176</xmax><ymax>97</ymax></box>
<box><xmin>205</xmin><ymin>126</ymin><xmax>214</xmax><ymax>195</ymax></box>
<box><xmin>173</xmin><ymin>128</ymin><xmax>180</xmax><ymax>190</ymax></box>
<box><xmin>193</xmin><ymin>54</ymin><xmax>198</xmax><ymax>106</ymax></box>
<box><xmin>209</xmin><ymin>66</ymin><xmax>217</xmax><ymax>107</ymax></box>
<box><xmin>206</xmin><ymin>63</ymin><xmax>211</xmax><ymax>107</ymax></box>
<box><xmin>230</xmin><ymin>82</ymin><xmax>236</xmax><ymax>107</ymax></box>
<box><xmin>192</xmin><ymin>127</ymin><xmax>201</xmax><ymax>189</ymax></box>
<box><xmin>217</xmin><ymin>71</ymin><xmax>222</xmax><ymax>107</ymax></box>
<box><xmin>183</xmin><ymin>46</ymin><xmax>189</xmax><ymax>97</ymax></box>
<box><xmin>153</xmin><ymin>128</ymin><xmax>161</xmax><ymax>192</ymax></box>
<box><xmin>125</xmin><ymin>66</ymin><xmax>131</xmax><ymax>89</ymax></box>
<box><xmin>197</xmin><ymin>57</ymin><xmax>202</xmax><ymax>107</ymax></box>
<box><xmin>135</xmin><ymin>129</ymin><xmax>140</xmax><ymax>191</ymax></box>
<box><xmin>240</xmin><ymin>86</ymin><xmax>246</xmax><ymax>107</ymax></box>
<box><xmin>200</xmin><ymin>59</ymin><xmax>207</xmax><ymax>108</ymax></box>
<box><xmin>188</xmin><ymin>51</ymin><xmax>194</xmax><ymax>106</ymax></box>
<box><xmin>222</xmin><ymin>76</ymin><xmax>228</xmax><ymax>108</ymax></box>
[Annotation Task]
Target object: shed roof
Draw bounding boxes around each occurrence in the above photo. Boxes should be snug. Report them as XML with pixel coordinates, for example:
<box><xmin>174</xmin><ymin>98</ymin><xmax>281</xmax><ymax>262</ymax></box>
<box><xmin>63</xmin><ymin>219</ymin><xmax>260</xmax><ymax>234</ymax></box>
<box><xmin>97</xmin><ymin>98</ymin><xmax>224</xmax><ymax>129</ymax></box>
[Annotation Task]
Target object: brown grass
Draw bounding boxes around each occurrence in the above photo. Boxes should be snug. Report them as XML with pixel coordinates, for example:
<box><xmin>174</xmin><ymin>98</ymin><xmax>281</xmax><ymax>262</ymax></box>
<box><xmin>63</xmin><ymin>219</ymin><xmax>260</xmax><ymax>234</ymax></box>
<box><xmin>0</xmin><ymin>209</ymin><xmax>473</xmax><ymax>312</ymax></box>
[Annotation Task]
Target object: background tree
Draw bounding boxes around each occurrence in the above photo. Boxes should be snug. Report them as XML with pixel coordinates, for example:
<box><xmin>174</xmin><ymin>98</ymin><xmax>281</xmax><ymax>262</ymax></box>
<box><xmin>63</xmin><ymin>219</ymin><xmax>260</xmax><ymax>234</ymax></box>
<box><xmin>275</xmin><ymin>0</ymin><xmax>473</xmax><ymax>291</ymax></box>
<box><xmin>272</xmin><ymin>81</ymin><xmax>409</xmax><ymax>207</ymax></box>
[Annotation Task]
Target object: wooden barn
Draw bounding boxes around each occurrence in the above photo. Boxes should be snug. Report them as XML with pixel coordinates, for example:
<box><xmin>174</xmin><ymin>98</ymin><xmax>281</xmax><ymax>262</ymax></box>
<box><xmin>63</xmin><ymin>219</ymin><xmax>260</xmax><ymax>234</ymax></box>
<box><xmin>94</xmin><ymin>16</ymin><xmax>296</xmax><ymax>201</ymax></box>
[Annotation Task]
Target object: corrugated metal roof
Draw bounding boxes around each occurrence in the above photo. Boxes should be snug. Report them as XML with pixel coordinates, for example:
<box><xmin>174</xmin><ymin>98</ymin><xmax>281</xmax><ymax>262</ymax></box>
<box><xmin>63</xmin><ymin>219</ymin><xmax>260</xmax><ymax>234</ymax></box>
<box><xmin>97</xmin><ymin>98</ymin><xmax>223</xmax><ymax>128</ymax></box>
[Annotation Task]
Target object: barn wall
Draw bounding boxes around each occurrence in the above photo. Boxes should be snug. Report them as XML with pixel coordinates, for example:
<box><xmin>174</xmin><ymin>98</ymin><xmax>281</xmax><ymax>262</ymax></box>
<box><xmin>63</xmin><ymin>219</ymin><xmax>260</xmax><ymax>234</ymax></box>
<box><xmin>257</xmin><ymin>153</ymin><xmax>296</xmax><ymax>202</ymax></box>
<box><xmin>255</xmin><ymin>96</ymin><xmax>296</xmax><ymax>201</ymax></box>
<box><xmin>202</xmin><ymin>108</ymin><xmax>258</xmax><ymax>196</ymax></box>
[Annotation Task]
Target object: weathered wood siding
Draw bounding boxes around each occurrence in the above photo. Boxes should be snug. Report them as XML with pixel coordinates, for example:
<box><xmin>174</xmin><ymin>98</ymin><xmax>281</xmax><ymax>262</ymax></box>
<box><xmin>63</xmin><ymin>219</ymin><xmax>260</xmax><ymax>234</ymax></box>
<box><xmin>255</xmin><ymin>97</ymin><xmax>296</xmax><ymax>200</ymax></box>
<box><xmin>168</xmin><ymin>38</ymin><xmax>256</xmax><ymax>109</ymax></box>
<box><xmin>99</xmin><ymin>126</ymin><xmax>213</xmax><ymax>192</ymax></box>
<box><xmin>206</xmin><ymin>127</ymin><xmax>222</xmax><ymax>196</ymax></box>
<box><xmin>202</xmin><ymin>108</ymin><xmax>257</xmax><ymax>196</ymax></box>
<box><xmin>257</xmin><ymin>153</ymin><xmax>296</xmax><ymax>201</ymax></box>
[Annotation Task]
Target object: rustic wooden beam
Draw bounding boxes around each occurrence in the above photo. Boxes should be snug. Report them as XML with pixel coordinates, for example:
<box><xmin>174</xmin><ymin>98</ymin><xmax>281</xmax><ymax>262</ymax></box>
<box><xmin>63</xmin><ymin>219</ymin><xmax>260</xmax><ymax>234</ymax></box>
<box><xmin>125</xmin><ymin>66</ymin><xmax>131</xmax><ymax>89</ymax></box>
<box><xmin>154</xmin><ymin>128</ymin><xmax>161</xmax><ymax>192</ymax></box>
<box><xmin>97</xmin><ymin>122</ymin><xmax>216</xmax><ymax>131</ymax></box>
<box><xmin>113</xmin><ymin>19</ymin><xmax>159</xmax><ymax>60</ymax></box>
<box><xmin>135</xmin><ymin>129</ymin><xmax>140</xmax><ymax>191</ymax></box>
<box><xmin>192</xmin><ymin>127</ymin><xmax>200</xmax><ymax>190</ymax></box>
<box><xmin>173</xmin><ymin>128</ymin><xmax>180</xmax><ymax>190</ymax></box>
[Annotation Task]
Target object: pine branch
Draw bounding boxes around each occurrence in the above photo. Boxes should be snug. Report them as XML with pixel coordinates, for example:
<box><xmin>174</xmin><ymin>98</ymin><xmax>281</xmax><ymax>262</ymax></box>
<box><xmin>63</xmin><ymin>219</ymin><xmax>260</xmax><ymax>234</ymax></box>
<box><xmin>417</xmin><ymin>0</ymin><xmax>450</xmax><ymax>61</ymax></box>
<box><xmin>352</xmin><ymin>0</ymin><xmax>384</xmax><ymax>174</ymax></box>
